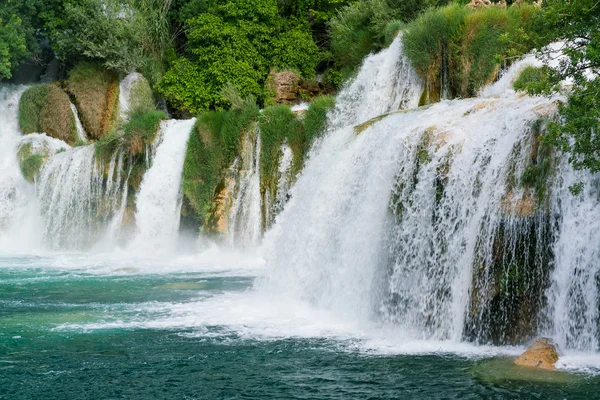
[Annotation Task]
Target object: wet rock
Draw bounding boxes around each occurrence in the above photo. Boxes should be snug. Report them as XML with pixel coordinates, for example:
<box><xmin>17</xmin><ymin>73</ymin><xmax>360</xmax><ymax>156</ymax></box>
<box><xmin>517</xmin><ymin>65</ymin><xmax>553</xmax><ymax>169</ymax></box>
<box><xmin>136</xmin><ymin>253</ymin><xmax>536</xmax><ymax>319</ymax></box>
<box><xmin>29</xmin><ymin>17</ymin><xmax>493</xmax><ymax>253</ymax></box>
<box><xmin>502</xmin><ymin>192</ymin><xmax>536</xmax><ymax>217</ymax></box>
<box><xmin>514</xmin><ymin>337</ymin><xmax>559</xmax><ymax>370</ymax></box>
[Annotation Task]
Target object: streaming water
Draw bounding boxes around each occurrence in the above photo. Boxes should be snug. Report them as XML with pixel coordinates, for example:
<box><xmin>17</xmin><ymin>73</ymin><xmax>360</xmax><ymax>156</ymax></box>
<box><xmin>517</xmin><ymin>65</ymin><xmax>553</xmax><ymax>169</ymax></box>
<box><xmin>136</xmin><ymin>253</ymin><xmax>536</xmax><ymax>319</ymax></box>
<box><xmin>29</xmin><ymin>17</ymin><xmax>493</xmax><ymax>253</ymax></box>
<box><xmin>131</xmin><ymin>118</ymin><xmax>195</xmax><ymax>252</ymax></box>
<box><xmin>70</xmin><ymin>102</ymin><xmax>87</xmax><ymax>142</ymax></box>
<box><xmin>2</xmin><ymin>35</ymin><xmax>600</xmax><ymax>400</ymax></box>
<box><xmin>227</xmin><ymin>129</ymin><xmax>262</xmax><ymax>248</ymax></box>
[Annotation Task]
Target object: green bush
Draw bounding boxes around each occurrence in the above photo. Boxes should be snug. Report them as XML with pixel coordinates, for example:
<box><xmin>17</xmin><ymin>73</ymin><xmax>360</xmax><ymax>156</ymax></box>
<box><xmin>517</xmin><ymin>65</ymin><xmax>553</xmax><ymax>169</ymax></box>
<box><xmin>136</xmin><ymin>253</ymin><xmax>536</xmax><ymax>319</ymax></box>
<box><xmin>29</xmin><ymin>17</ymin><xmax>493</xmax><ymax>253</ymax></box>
<box><xmin>329</xmin><ymin>0</ymin><xmax>447</xmax><ymax>76</ymax></box>
<box><xmin>0</xmin><ymin>15</ymin><xmax>28</xmax><ymax>80</ymax></box>
<box><xmin>18</xmin><ymin>84</ymin><xmax>78</xmax><ymax>144</ymax></box>
<box><xmin>259</xmin><ymin>95</ymin><xmax>335</xmax><ymax>197</ymax></box>
<box><xmin>403</xmin><ymin>3</ymin><xmax>540</xmax><ymax>100</ymax></box>
<box><xmin>18</xmin><ymin>85</ymin><xmax>49</xmax><ymax>134</ymax></box>
<box><xmin>259</xmin><ymin>105</ymin><xmax>303</xmax><ymax>195</ymax></box>
<box><xmin>513</xmin><ymin>65</ymin><xmax>555</xmax><ymax>95</ymax></box>
<box><xmin>158</xmin><ymin>0</ymin><xmax>320</xmax><ymax>113</ymax></box>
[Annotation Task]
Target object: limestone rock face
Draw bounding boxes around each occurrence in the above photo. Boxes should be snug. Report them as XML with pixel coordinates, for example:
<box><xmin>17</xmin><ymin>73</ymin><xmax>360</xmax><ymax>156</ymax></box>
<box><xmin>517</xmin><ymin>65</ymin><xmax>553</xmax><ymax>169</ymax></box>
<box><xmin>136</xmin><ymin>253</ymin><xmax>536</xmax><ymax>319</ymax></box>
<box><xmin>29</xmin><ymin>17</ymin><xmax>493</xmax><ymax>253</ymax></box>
<box><xmin>514</xmin><ymin>338</ymin><xmax>559</xmax><ymax>370</ymax></box>
<box><xmin>267</xmin><ymin>71</ymin><xmax>301</xmax><ymax>105</ymax></box>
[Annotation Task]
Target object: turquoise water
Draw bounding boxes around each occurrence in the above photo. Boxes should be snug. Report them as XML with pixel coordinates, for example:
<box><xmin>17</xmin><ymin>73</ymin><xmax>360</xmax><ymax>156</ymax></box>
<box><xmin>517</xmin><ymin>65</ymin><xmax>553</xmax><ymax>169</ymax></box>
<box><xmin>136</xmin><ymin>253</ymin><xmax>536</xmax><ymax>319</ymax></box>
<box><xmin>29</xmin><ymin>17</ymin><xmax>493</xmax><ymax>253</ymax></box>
<box><xmin>1</xmin><ymin>255</ymin><xmax>599</xmax><ymax>399</ymax></box>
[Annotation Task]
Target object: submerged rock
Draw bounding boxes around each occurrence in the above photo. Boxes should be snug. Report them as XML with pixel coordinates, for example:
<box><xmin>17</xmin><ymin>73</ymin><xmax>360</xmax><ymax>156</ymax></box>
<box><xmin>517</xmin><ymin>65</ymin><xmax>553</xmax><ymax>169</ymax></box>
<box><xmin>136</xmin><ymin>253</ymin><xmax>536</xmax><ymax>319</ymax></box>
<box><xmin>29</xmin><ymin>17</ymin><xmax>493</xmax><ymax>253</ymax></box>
<box><xmin>514</xmin><ymin>337</ymin><xmax>559</xmax><ymax>370</ymax></box>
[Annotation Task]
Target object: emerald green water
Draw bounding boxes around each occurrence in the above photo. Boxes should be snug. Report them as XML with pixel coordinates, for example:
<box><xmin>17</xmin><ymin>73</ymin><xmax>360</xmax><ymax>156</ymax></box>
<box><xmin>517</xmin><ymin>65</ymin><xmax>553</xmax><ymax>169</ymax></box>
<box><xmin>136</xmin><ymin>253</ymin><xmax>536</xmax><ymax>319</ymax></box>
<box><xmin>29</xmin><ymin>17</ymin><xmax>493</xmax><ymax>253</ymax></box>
<box><xmin>1</xmin><ymin>255</ymin><xmax>599</xmax><ymax>399</ymax></box>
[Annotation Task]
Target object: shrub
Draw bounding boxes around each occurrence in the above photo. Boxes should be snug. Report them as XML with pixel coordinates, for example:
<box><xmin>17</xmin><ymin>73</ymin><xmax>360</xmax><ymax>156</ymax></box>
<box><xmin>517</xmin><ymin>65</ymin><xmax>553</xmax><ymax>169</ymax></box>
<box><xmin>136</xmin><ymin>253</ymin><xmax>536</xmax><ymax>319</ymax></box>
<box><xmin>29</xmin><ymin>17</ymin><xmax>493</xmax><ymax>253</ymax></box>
<box><xmin>159</xmin><ymin>0</ymin><xmax>321</xmax><ymax>113</ymax></box>
<box><xmin>259</xmin><ymin>105</ymin><xmax>302</xmax><ymax>195</ymax></box>
<box><xmin>18</xmin><ymin>84</ymin><xmax>77</xmax><ymax>144</ymax></box>
<box><xmin>513</xmin><ymin>65</ymin><xmax>554</xmax><ymax>95</ymax></box>
<box><xmin>403</xmin><ymin>3</ymin><xmax>540</xmax><ymax>100</ymax></box>
<box><xmin>68</xmin><ymin>63</ymin><xmax>119</xmax><ymax>140</ymax></box>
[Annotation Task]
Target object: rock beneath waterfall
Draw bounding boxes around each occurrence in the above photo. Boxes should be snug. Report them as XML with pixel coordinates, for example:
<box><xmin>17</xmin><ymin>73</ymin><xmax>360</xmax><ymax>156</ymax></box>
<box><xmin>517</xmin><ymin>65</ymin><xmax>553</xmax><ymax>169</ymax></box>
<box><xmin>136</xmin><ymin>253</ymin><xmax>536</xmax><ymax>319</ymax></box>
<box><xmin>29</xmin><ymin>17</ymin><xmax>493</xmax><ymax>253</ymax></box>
<box><xmin>514</xmin><ymin>338</ymin><xmax>559</xmax><ymax>370</ymax></box>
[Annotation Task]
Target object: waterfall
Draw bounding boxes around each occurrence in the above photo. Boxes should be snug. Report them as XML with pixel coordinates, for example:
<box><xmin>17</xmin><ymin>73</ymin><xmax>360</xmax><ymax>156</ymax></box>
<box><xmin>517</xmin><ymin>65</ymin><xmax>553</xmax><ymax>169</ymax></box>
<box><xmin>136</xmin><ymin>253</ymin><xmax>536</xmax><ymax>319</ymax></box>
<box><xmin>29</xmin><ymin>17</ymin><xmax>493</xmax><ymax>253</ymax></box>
<box><xmin>227</xmin><ymin>129</ymin><xmax>262</xmax><ymax>247</ymax></box>
<box><xmin>70</xmin><ymin>102</ymin><xmax>87</xmax><ymax>142</ymax></box>
<box><xmin>273</xmin><ymin>143</ymin><xmax>294</xmax><ymax>223</ymax></box>
<box><xmin>261</xmin><ymin>38</ymin><xmax>574</xmax><ymax>345</ymax></box>
<box><xmin>0</xmin><ymin>86</ymin><xmax>39</xmax><ymax>251</ymax></box>
<box><xmin>261</xmin><ymin>35</ymin><xmax>425</xmax><ymax>321</ymax></box>
<box><xmin>37</xmin><ymin>145</ymin><xmax>128</xmax><ymax>249</ymax></box>
<box><xmin>546</xmin><ymin>162</ymin><xmax>600</xmax><ymax>352</ymax></box>
<box><xmin>131</xmin><ymin>119</ymin><xmax>195</xmax><ymax>252</ymax></box>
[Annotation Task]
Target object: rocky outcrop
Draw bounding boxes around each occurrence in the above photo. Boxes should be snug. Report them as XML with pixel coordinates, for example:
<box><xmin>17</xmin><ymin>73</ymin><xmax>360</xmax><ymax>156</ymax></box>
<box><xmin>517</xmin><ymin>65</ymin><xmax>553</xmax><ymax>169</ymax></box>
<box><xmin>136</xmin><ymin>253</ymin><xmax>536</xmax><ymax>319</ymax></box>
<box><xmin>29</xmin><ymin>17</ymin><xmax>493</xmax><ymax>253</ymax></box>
<box><xmin>266</xmin><ymin>71</ymin><xmax>300</xmax><ymax>105</ymax></box>
<box><xmin>514</xmin><ymin>338</ymin><xmax>559</xmax><ymax>370</ymax></box>
<box><xmin>265</xmin><ymin>71</ymin><xmax>332</xmax><ymax>105</ymax></box>
<box><xmin>502</xmin><ymin>191</ymin><xmax>536</xmax><ymax>217</ymax></box>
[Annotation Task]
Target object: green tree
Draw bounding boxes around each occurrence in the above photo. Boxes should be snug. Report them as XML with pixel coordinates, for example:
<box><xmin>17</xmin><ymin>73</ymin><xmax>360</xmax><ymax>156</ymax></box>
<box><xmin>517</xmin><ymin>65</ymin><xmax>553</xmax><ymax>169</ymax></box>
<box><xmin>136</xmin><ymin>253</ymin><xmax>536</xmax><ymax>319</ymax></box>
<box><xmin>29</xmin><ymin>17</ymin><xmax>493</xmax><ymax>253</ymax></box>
<box><xmin>0</xmin><ymin>15</ymin><xmax>28</xmax><ymax>80</ymax></box>
<box><xmin>159</xmin><ymin>0</ymin><xmax>319</xmax><ymax>113</ymax></box>
<box><xmin>533</xmin><ymin>0</ymin><xmax>600</xmax><ymax>173</ymax></box>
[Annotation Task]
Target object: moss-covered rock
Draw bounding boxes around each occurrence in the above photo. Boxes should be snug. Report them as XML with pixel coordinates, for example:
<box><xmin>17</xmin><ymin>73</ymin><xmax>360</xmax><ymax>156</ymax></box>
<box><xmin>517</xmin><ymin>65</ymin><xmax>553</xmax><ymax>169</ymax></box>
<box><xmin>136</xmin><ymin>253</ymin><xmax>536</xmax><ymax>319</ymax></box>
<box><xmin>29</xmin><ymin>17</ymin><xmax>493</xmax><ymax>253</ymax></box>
<box><xmin>68</xmin><ymin>63</ymin><xmax>120</xmax><ymax>140</ymax></box>
<box><xmin>18</xmin><ymin>84</ymin><xmax>78</xmax><ymax>144</ymax></box>
<box><xmin>16</xmin><ymin>141</ymin><xmax>64</xmax><ymax>183</ymax></box>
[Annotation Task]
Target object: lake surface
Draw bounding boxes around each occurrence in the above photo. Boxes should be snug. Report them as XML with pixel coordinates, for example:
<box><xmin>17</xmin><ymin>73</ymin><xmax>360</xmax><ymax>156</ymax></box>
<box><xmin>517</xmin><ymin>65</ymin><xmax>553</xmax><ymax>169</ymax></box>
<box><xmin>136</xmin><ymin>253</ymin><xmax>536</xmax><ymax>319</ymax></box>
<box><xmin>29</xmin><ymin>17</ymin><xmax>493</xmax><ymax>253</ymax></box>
<box><xmin>1</xmin><ymin>252</ymin><xmax>599</xmax><ymax>399</ymax></box>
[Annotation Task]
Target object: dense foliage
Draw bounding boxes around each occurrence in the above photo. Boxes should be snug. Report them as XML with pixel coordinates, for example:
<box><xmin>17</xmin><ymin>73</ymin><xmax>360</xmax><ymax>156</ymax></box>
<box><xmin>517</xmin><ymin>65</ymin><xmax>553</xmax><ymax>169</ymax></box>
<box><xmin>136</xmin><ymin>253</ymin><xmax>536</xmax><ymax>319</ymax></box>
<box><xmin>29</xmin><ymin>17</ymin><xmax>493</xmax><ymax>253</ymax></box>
<box><xmin>403</xmin><ymin>3</ymin><xmax>540</xmax><ymax>101</ymax></box>
<box><xmin>158</xmin><ymin>0</ymin><xmax>320</xmax><ymax>112</ymax></box>
<box><xmin>530</xmin><ymin>0</ymin><xmax>600</xmax><ymax>175</ymax></box>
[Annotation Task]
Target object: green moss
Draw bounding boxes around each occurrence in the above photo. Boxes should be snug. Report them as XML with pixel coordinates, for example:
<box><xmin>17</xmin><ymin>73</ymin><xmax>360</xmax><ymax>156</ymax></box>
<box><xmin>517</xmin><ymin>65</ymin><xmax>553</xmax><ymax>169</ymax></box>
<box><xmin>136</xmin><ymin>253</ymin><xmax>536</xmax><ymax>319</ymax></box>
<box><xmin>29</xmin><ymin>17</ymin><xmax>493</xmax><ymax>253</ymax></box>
<box><xmin>17</xmin><ymin>143</ymin><xmax>50</xmax><ymax>183</ymax></box>
<box><xmin>513</xmin><ymin>65</ymin><xmax>554</xmax><ymax>95</ymax></box>
<box><xmin>259</xmin><ymin>105</ymin><xmax>302</xmax><ymax>198</ymax></box>
<box><xmin>18</xmin><ymin>84</ymin><xmax>78</xmax><ymax>144</ymax></box>
<box><xmin>20</xmin><ymin>154</ymin><xmax>43</xmax><ymax>183</ymax></box>
<box><xmin>68</xmin><ymin>63</ymin><xmax>119</xmax><ymax>140</ymax></box>
<box><xmin>302</xmin><ymin>95</ymin><xmax>335</xmax><ymax>149</ymax></box>
<box><xmin>123</xmin><ymin>109</ymin><xmax>166</xmax><ymax>156</ymax></box>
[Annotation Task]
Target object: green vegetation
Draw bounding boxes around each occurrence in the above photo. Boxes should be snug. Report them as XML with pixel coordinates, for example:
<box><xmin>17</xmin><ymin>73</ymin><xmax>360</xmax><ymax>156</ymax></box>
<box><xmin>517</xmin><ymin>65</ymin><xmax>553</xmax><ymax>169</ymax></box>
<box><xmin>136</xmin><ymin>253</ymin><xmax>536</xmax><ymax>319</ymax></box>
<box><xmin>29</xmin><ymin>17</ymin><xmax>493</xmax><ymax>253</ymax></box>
<box><xmin>403</xmin><ymin>3</ymin><xmax>540</xmax><ymax>101</ymax></box>
<box><xmin>259</xmin><ymin>96</ymin><xmax>334</xmax><ymax>206</ymax></box>
<box><xmin>532</xmin><ymin>0</ymin><xmax>600</xmax><ymax>176</ymax></box>
<box><xmin>159</xmin><ymin>0</ymin><xmax>320</xmax><ymax>112</ymax></box>
<box><xmin>329</xmin><ymin>0</ymin><xmax>450</xmax><ymax>78</ymax></box>
<box><xmin>128</xmin><ymin>76</ymin><xmax>155</xmax><ymax>115</ymax></box>
<box><xmin>512</xmin><ymin>65</ymin><xmax>554</xmax><ymax>95</ymax></box>
<box><xmin>182</xmin><ymin>99</ymin><xmax>260</xmax><ymax>226</ymax></box>
<box><xmin>16</xmin><ymin>143</ymin><xmax>53</xmax><ymax>183</ymax></box>
<box><xmin>18</xmin><ymin>84</ymin><xmax>77</xmax><ymax>144</ymax></box>
<box><xmin>67</xmin><ymin>63</ymin><xmax>119</xmax><ymax>140</ymax></box>
<box><xmin>0</xmin><ymin>15</ymin><xmax>28</xmax><ymax>80</ymax></box>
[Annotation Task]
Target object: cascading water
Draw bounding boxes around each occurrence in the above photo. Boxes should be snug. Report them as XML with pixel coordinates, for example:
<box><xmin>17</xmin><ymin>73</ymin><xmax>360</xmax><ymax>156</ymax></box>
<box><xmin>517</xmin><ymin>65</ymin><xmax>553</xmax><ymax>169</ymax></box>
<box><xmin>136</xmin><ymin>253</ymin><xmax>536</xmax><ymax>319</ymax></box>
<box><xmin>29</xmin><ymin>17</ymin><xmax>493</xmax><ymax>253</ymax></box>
<box><xmin>0</xmin><ymin>86</ymin><xmax>39</xmax><ymax>251</ymax></box>
<box><xmin>545</xmin><ymin>163</ymin><xmax>600</xmax><ymax>353</ymax></box>
<box><xmin>261</xmin><ymin>35</ymin><xmax>424</xmax><ymax>322</ymax></box>
<box><xmin>261</xmin><ymin>35</ymin><xmax>600</xmax><ymax>350</ymax></box>
<box><xmin>70</xmin><ymin>102</ymin><xmax>87</xmax><ymax>142</ymax></box>
<box><xmin>131</xmin><ymin>118</ymin><xmax>195</xmax><ymax>252</ymax></box>
<box><xmin>227</xmin><ymin>128</ymin><xmax>262</xmax><ymax>247</ymax></box>
<box><xmin>37</xmin><ymin>144</ymin><xmax>129</xmax><ymax>249</ymax></box>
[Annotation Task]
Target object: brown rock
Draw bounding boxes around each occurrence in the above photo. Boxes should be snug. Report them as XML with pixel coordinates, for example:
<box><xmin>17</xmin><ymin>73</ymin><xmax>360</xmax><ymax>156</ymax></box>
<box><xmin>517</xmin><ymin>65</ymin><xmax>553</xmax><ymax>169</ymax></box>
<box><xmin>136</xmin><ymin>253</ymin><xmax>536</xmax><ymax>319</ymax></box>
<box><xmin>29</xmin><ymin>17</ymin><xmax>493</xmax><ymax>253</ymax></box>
<box><xmin>514</xmin><ymin>338</ymin><xmax>559</xmax><ymax>370</ymax></box>
<box><xmin>266</xmin><ymin>71</ymin><xmax>301</xmax><ymax>105</ymax></box>
<box><xmin>502</xmin><ymin>192</ymin><xmax>536</xmax><ymax>217</ymax></box>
